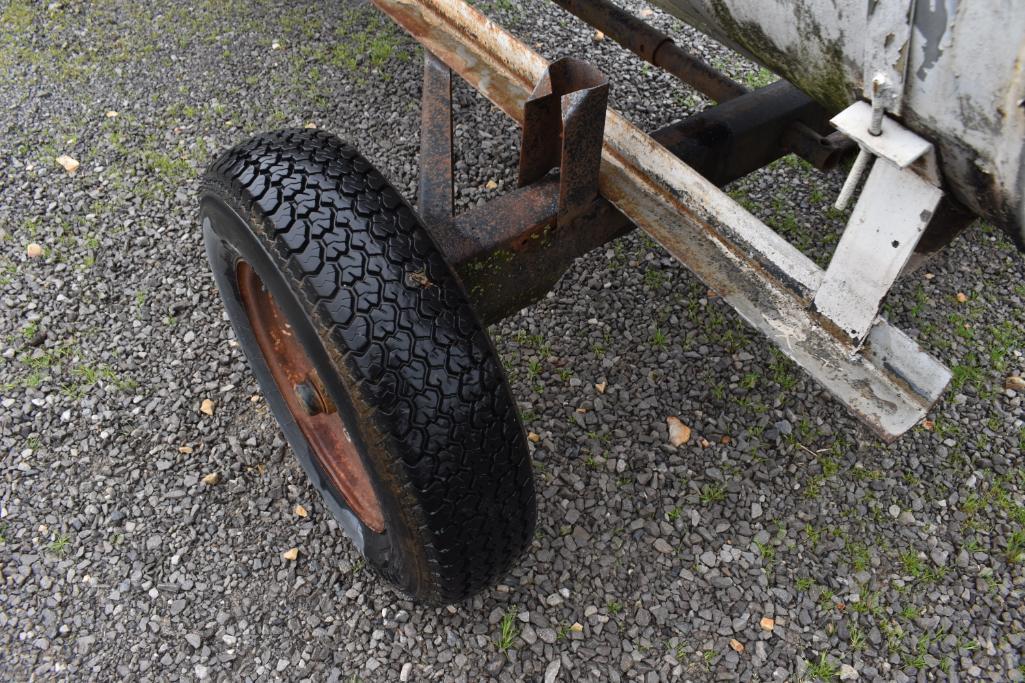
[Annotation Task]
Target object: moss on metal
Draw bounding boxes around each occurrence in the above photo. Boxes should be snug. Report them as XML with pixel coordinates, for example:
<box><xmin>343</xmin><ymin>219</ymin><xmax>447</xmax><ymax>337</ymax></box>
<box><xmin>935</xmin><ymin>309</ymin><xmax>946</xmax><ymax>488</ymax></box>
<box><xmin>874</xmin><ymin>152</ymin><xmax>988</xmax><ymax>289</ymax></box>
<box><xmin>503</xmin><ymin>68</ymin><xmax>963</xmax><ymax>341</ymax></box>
<box><xmin>706</xmin><ymin>0</ymin><xmax>854</xmax><ymax>113</ymax></box>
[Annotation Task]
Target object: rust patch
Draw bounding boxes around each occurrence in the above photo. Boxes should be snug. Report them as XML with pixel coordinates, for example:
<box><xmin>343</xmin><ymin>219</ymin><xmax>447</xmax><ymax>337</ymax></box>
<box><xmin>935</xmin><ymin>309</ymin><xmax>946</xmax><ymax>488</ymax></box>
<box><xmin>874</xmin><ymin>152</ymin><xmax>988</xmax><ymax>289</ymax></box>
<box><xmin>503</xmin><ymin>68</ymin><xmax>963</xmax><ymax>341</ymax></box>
<box><xmin>237</xmin><ymin>261</ymin><xmax>385</xmax><ymax>533</ymax></box>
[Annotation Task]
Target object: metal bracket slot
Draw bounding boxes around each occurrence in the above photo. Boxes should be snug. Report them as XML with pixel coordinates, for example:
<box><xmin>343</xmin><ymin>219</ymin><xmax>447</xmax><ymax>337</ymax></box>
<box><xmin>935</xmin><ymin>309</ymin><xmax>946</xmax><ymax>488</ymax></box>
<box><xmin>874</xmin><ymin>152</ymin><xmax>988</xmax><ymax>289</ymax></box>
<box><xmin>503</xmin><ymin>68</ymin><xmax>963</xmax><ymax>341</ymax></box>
<box><xmin>416</xmin><ymin>51</ymin><xmax>622</xmax><ymax>324</ymax></box>
<box><xmin>519</xmin><ymin>58</ymin><xmax>609</xmax><ymax>227</ymax></box>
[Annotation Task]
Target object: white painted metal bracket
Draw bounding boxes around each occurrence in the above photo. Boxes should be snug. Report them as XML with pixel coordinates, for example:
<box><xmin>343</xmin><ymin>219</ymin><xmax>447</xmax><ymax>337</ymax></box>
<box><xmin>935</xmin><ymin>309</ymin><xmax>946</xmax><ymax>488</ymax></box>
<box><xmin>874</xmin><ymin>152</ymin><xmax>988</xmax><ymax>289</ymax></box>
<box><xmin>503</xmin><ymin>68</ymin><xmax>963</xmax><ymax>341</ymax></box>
<box><xmin>814</xmin><ymin>158</ymin><xmax>942</xmax><ymax>344</ymax></box>
<box><xmin>816</xmin><ymin>101</ymin><xmax>943</xmax><ymax>346</ymax></box>
<box><xmin>831</xmin><ymin>101</ymin><xmax>939</xmax><ymax>183</ymax></box>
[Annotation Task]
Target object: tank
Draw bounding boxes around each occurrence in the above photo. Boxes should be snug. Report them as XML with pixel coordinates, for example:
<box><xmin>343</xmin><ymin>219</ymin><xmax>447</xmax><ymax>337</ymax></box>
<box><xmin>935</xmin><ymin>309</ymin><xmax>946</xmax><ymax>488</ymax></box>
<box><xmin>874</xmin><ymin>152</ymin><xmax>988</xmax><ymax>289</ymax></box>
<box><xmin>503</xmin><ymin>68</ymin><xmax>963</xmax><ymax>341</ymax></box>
<box><xmin>650</xmin><ymin>0</ymin><xmax>1025</xmax><ymax>245</ymax></box>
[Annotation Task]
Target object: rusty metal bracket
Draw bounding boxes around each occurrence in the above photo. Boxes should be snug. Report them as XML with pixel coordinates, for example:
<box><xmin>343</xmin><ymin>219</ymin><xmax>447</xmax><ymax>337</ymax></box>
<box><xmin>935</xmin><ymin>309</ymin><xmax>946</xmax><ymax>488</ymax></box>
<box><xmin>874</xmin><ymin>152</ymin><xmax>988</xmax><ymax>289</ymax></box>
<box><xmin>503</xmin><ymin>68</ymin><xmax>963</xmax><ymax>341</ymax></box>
<box><xmin>416</xmin><ymin>48</ymin><xmax>848</xmax><ymax>325</ymax></box>
<box><xmin>460</xmin><ymin>57</ymin><xmax>612</xmax><ymax>323</ymax></box>
<box><xmin>418</xmin><ymin>51</ymin><xmax>455</xmax><ymax>232</ymax></box>
<box><xmin>518</xmin><ymin>58</ymin><xmax>609</xmax><ymax>227</ymax></box>
<box><xmin>413</xmin><ymin>52</ymin><xmax>621</xmax><ymax>324</ymax></box>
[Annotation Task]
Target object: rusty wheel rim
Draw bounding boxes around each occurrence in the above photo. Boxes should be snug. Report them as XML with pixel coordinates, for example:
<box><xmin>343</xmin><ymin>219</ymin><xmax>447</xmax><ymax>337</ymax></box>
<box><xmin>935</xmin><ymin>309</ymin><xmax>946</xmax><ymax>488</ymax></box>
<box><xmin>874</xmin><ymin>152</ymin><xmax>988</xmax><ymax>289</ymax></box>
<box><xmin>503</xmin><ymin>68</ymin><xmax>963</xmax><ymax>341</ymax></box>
<box><xmin>236</xmin><ymin>261</ymin><xmax>385</xmax><ymax>533</ymax></box>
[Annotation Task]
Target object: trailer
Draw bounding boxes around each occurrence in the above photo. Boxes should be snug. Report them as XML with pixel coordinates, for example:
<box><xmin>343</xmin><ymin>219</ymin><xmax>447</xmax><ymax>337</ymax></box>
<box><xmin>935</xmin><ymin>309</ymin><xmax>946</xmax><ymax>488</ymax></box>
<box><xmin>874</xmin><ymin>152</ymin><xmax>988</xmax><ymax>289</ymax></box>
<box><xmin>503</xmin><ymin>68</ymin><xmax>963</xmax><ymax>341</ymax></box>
<box><xmin>199</xmin><ymin>0</ymin><xmax>1025</xmax><ymax>602</ymax></box>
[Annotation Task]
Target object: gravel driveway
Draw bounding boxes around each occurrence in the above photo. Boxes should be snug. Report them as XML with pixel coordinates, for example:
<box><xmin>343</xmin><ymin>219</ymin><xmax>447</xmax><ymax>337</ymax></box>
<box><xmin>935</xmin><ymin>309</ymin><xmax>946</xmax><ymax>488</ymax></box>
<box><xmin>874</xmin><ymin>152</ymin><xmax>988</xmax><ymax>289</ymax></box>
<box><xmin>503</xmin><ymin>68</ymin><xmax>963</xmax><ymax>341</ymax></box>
<box><xmin>2</xmin><ymin>1</ymin><xmax>1023</xmax><ymax>681</ymax></box>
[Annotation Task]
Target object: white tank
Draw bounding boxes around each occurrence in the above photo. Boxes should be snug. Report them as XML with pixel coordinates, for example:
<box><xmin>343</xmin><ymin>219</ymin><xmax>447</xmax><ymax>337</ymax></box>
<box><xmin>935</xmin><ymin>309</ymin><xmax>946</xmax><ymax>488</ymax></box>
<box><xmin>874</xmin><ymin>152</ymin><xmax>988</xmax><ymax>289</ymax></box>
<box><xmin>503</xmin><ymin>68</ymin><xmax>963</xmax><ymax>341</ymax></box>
<box><xmin>650</xmin><ymin>0</ymin><xmax>1025</xmax><ymax>245</ymax></box>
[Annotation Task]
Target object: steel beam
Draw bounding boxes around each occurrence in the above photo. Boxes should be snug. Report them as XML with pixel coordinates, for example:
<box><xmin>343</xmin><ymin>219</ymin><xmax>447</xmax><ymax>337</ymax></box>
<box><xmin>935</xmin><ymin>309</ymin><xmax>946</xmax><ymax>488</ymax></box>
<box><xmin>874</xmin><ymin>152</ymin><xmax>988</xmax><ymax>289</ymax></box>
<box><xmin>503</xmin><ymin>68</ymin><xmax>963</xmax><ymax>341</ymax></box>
<box><xmin>549</xmin><ymin>0</ymin><xmax>745</xmax><ymax>103</ymax></box>
<box><xmin>650</xmin><ymin>80</ymin><xmax>842</xmax><ymax>185</ymax></box>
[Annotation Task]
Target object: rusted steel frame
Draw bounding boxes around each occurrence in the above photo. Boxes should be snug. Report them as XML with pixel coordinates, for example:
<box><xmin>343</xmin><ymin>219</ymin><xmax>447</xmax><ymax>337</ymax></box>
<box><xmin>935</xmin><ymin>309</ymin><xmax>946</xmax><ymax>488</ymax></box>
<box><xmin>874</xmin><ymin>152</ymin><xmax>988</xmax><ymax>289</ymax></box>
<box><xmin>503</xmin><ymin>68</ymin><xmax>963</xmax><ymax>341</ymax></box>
<box><xmin>417</xmin><ymin>47</ymin><xmax>621</xmax><ymax>322</ymax></box>
<box><xmin>449</xmin><ymin>176</ymin><xmax>560</xmax><ymax>268</ymax></box>
<box><xmin>450</xmin><ymin>86</ymin><xmax>843</xmax><ymax>321</ymax></box>
<box><xmin>418</xmin><ymin>51</ymin><xmax>455</xmax><ymax>231</ymax></box>
<box><xmin>452</xmin><ymin>57</ymin><xmax>616</xmax><ymax>323</ymax></box>
<box><xmin>372</xmin><ymin>0</ymin><xmax>950</xmax><ymax>440</ymax></box>
<box><xmin>448</xmin><ymin>80</ymin><xmax>833</xmax><ymax>284</ymax></box>
<box><xmin>451</xmin><ymin>176</ymin><xmax>632</xmax><ymax>323</ymax></box>
<box><xmin>425</xmin><ymin>39</ymin><xmax>841</xmax><ymax>284</ymax></box>
<box><xmin>549</xmin><ymin>0</ymin><xmax>744</xmax><ymax>103</ymax></box>
<box><xmin>518</xmin><ymin>57</ymin><xmax>609</xmax><ymax>226</ymax></box>
<box><xmin>454</xmin><ymin>92</ymin><xmax>850</xmax><ymax>321</ymax></box>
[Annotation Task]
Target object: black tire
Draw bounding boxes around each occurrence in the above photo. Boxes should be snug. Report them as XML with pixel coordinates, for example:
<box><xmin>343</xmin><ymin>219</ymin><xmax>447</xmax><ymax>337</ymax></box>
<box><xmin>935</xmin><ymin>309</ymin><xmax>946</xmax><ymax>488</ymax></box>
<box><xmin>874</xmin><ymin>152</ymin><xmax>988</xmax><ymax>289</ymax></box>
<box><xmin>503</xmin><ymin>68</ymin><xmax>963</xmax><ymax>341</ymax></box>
<box><xmin>199</xmin><ymin>129</ymin><xmax>535</xmax><ymax>603</ymax></box>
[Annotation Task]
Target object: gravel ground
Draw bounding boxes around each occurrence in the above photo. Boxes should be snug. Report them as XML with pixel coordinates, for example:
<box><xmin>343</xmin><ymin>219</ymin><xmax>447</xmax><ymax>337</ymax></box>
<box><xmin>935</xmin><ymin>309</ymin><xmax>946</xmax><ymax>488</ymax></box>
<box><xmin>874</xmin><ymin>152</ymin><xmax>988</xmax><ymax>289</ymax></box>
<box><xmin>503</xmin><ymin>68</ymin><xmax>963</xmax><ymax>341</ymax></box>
<box><xmin>2</xmin><ymin>1</ymin><xmax>1024</xmax><ymax>681</ymax></box>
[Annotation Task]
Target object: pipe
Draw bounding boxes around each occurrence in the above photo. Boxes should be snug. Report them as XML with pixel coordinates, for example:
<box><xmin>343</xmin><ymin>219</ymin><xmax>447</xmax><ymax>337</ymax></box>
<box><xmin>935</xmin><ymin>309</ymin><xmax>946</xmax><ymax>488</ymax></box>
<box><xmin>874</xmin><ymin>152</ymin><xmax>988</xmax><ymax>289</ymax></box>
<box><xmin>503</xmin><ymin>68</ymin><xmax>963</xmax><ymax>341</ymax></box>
<box><xmin>550</xmin><ymin>0</ymin><xmax>747</xmax><ymax>103</ymax></box>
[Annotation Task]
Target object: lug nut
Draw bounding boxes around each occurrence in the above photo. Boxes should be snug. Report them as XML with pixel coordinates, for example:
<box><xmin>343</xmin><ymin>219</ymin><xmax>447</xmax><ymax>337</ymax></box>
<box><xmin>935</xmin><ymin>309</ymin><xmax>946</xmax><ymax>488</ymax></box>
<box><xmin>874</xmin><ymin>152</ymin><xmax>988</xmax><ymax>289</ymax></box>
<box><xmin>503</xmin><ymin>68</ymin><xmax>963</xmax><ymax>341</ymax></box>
<box><xmin>294</xmin><ymin>381</ymin><xmax>323</xmax><ymax>416</ymax></box>
<box><xmin>294</xmin><ymin>374</ymin><xmax>337</xmax><ymax>416</ymax></box>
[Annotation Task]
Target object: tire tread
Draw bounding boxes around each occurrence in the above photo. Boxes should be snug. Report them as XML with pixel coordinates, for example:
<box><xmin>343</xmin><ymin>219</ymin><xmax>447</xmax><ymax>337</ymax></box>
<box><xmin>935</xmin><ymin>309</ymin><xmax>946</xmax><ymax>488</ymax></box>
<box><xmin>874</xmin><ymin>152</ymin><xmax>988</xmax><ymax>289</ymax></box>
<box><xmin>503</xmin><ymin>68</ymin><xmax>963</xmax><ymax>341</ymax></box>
<box><xmin>203</xmin><ymin>129</ymin><xmax>535</xmax><ymax>602</ymax></box>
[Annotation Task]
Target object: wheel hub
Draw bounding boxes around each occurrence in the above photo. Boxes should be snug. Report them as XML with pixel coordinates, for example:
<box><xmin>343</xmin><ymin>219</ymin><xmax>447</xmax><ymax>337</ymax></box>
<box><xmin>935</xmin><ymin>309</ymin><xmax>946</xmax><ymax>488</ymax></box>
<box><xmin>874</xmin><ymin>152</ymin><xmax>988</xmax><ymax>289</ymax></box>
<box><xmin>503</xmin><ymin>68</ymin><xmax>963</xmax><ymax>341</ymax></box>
<box><xmin>293</xmin><ymin>374</ymin><xmax>334</xmax><ymax>417</ymax></box>
<box><xmin>235</xmin><ymin>261</ymin><xmax>385</xmax><ymax>533</ymax></box>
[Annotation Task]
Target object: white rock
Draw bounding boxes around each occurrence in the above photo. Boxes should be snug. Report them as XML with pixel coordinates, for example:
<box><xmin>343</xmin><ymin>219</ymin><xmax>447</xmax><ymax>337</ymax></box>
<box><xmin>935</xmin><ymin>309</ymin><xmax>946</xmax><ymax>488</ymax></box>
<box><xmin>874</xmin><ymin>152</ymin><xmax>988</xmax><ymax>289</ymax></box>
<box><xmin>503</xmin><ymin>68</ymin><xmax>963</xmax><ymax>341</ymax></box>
<box><xmin>544</xmin><ymin>659</ymin><xmax>561</xmax><ymax>683</ymax></box>
<box><xmin>839</xmin><ymin>664</ymin><xmax>859</xmax><ymax>680</ymax></box>
<box><xmin>400</xmin><ymin>663</ymin><xmax>413</xmax><ymax>682</ymax></box>
<box><xmin>56</xmin><ymin>155</ymin><xmax>80</xmax><ymax>174</ymax></box>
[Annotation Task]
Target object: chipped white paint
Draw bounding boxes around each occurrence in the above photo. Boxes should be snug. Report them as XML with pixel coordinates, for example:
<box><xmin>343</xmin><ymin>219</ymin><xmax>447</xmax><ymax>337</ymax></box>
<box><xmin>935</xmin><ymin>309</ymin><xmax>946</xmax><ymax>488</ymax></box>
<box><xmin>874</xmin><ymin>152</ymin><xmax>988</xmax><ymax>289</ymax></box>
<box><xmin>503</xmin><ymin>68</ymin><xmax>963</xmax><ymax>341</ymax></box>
<box><xmin>374</xmin><ymin>0</ymin><xmax>952</xmax><ymax>439</ymax></box>
<box><xmin>862</xmin><ymin>323</ymin><xmax>950</xmax><ymax>404</ymax></box>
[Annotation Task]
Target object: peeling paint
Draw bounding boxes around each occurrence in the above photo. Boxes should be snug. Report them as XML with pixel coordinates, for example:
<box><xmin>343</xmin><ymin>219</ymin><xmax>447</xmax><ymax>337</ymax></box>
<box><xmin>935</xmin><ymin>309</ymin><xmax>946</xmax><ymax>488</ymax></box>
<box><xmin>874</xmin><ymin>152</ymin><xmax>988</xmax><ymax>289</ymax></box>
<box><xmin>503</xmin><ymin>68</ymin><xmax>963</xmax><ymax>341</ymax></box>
<box><xmin>913</xmin><ymin>0</ymin><xmax>948</xmax><ymax>81</ymax></box>
<box><xmin>649</xmin><ymin>0</ymin><xmax>1025</xmax><ymax>244</ymax></box>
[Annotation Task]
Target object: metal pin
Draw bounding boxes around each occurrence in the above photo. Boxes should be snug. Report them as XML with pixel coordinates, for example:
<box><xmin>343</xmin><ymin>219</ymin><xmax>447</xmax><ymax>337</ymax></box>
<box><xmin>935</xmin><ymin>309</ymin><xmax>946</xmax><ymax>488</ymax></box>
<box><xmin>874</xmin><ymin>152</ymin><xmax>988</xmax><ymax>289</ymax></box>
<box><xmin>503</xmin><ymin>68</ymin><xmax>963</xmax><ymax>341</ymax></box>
<box><xmin>834</xmin><ymin>146</ymin><xmax>873</xmax><ymax>211</ymax></box>
<box><xmin>868</xmin><ymin>74</ymin><xmax>887</xmax><ymax>136</ymax></box>
<box><xmin>835</xmin><ymin>76</ymin><xmax>887</xmax><ymax>210</ymax></box>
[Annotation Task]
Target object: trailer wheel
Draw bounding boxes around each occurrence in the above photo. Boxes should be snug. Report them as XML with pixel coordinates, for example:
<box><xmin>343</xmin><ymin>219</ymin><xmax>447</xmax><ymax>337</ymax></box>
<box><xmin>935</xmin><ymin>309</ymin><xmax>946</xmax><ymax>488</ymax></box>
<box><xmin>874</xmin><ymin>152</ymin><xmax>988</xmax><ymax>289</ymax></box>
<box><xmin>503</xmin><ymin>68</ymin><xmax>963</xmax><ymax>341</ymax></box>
<box><xmin>199</xmin><ymin>129</ymin><xmax>535</xmax><ymax>603</ymax></box>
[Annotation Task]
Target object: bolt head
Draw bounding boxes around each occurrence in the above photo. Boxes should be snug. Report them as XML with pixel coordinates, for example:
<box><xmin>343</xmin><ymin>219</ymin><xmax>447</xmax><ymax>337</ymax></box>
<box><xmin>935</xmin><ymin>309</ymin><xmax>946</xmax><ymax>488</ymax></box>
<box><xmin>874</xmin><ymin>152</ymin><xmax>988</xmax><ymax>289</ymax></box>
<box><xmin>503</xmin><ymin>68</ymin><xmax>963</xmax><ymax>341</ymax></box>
<box><xmin>294</xmin><ymin>381</ymin><xmax>323</xmax><ymax>416</ymax></box>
